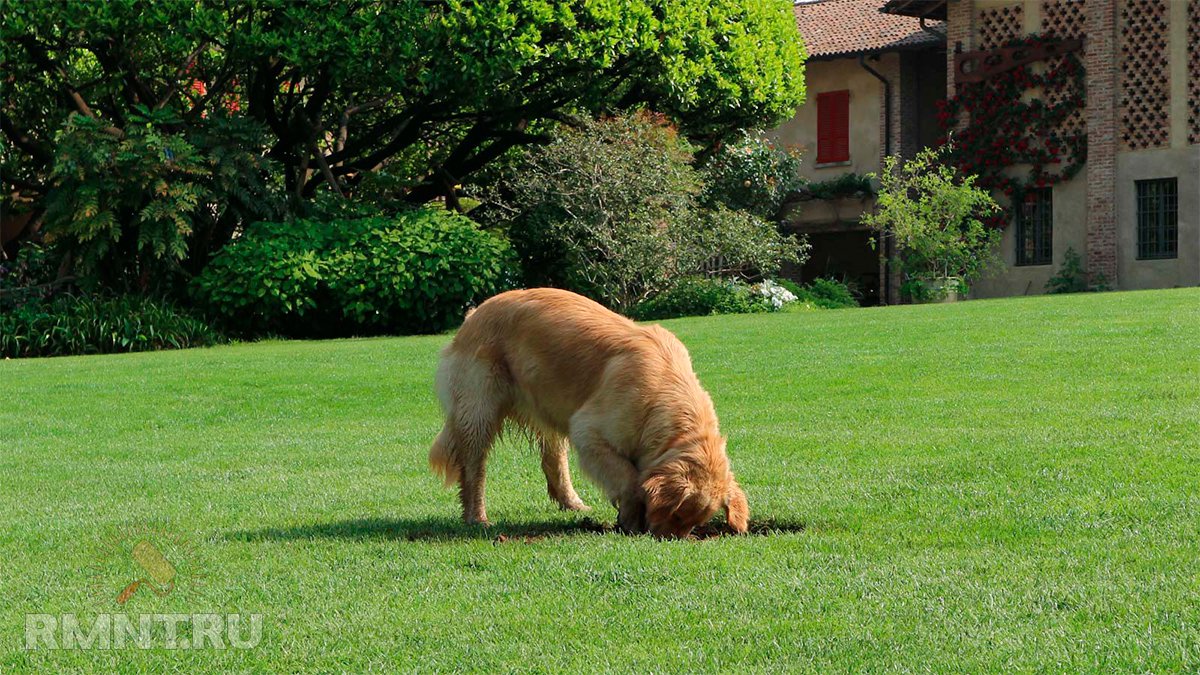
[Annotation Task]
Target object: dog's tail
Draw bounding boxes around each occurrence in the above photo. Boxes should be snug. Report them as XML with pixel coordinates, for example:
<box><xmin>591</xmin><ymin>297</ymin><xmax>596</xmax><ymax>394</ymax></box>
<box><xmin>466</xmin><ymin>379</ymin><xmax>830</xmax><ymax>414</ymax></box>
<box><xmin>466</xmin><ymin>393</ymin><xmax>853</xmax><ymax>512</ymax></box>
<box><xmin>430</xmin><ymin>348</ymin><xmax>463</xmax><ymax>487</ymax></box>
<box><xmin>429</xmin><ymin>425</ymin><xmax>462</xmax><ymax>487</ymax></box>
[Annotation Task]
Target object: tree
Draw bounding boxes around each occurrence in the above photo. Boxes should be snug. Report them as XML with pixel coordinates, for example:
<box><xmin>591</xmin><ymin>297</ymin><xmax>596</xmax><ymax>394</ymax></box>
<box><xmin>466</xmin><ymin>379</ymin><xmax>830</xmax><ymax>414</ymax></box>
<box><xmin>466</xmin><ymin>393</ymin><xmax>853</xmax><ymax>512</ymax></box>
<box><xmin>495</xmin><ymin>113</ymin><xmax>805</xmax><ymax>311</ymax></box>
<box><xmin>2</xmin><ymin>1</ymin><xmax>807</xmax><ymax>284</ymax></box>
<box><xmin>862</xmin><ymin>145</ymin><xmax>1002</xmax><ymax>300</ymax></box>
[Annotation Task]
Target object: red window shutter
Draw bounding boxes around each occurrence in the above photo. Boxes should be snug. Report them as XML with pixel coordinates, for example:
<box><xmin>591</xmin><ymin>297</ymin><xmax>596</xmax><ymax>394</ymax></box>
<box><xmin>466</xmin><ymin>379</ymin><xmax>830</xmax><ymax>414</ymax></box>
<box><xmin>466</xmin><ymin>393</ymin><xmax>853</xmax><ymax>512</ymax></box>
<box><xmin>816</xmin><ymin>90</ymin><xmax>850</xmax><ymax>164</ymax></box>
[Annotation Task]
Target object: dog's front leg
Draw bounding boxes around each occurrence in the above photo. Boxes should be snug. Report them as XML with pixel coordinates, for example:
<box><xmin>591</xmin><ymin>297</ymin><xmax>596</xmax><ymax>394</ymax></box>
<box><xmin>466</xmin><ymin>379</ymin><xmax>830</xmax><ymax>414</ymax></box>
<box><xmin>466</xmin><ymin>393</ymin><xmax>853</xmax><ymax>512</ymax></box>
<box><xmin>614</xmin><ymin>491</ymin><xmax>646</xmax><ymax>534</ymax></box>
<box><xmin>570</xmin><ymin>423</ymin><xmax>645</xmax><ymax>534</ymax></box>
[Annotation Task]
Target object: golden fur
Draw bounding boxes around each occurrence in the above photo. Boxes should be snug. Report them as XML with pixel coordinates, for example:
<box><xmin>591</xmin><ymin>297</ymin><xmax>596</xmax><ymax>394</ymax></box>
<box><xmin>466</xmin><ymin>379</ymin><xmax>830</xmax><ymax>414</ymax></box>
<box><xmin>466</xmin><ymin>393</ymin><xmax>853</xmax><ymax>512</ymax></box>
<box><xmin>429</xmin><ymin>288</ymin><xmax>749</xmax><ymax>537</ymax></box>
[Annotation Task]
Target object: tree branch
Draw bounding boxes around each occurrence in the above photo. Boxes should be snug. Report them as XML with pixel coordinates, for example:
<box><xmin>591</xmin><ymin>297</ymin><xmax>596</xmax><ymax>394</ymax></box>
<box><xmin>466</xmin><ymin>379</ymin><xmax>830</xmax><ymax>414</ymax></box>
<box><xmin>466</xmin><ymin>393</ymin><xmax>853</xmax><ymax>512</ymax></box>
<box><xmin>155</xmin><ymin>41</ymin><xmax>211</xmax><ymax>110</ymax></box>
<box><xmin>336</xmin><ymin>98</ymin><xmax>388</xmax><ymax>158</ymax></box>
<box><xmin>404</xmin><ymin>126</ymin><xmax>550</xmax><ymax>204</ymax></box>
<box><xmin>0</xmin><ymin>112</ymin><xmax>51</xmax><ymax>165</ymax></box>
<box><xmin>16</xmin><ymin>36</ymin><xmax>123</xmax><ymax>137</ymax></box>
<box><xmin>309</xmin><ymin>141</ymin><xmax>344</xmax><ymax>198</ymax></box>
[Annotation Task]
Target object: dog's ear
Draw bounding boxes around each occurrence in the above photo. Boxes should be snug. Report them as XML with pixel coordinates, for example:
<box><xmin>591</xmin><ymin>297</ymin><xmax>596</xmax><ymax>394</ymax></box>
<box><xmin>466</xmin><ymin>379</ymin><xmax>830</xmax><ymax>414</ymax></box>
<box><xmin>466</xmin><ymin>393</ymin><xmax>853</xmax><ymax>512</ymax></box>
<box><xmin>643</xmin><ymin>468</ymin><xmax>687</xmax><ymax>516</ymax></box>
<box><xmin>724</xmin><ymin>478</ymin><xmax>749</xmax><ymax>534</ymax></box>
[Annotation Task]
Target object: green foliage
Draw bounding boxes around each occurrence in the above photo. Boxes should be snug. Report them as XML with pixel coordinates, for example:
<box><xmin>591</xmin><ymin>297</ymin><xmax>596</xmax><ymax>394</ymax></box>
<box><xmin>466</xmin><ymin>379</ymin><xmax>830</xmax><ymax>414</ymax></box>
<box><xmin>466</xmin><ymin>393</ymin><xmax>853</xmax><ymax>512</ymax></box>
<box><xmin>792</xmin><ymin>277</ymin><xmax>860</xmax><ymax>309</ymax></box>
<box><xmin>1045</xmin><ymin>247</ymin><xmax>1088</xmax><ymax>294</ymax></box>
<box><xmin>632</xmin><ymin>276</ymin><xmax>772</xmax><ymax>320</ymax></box>
<box><xmin>804</xmin><ymin>173</ymin><xmax>875</xmax><ymax>201</ymax></box>
<box><xmin>193</xmin><ymin>210</ymin><xmax>516</xmax><ymax>337</ymax></box>
<box><xmin>496</xmin><ymin>113</ymin><xmax>804</xmax><ymax>312</ymax></box>
<box><xmin>863</xmin><ymin>145</ymin><xmax>1002</xmax><ymax>299</ymax></box>
<box><xmin>0</xmin><ymin>294</ymin><xmax>223</xmax><ymax>359</ymax></box>
<box><xmin>4</xmin><ymin>0</ymin><xmax>806</xmax><ymax>215</ymax></box>
<box><xmin>42</xmin><ymin>108</ymin><xmax>283</xmax><ymax>291</ymax></box>
<box><xmin>0</xmin><ymin>243</ymin><xmax>57</xmax><ymax>311</ymax></box>
<box><xmin>46</xmin><ymin>110</ymin><xmax>203</xmax><ymax>287</ymax></box>
<box><xmin>1045</xmin><ymin>246</ymin><xmax>1110</xmax><ymax>294</ymax></box>
<box><xmin>701</xmin><ymin>135</ymin><xmax>804</xmax><ymax>220</ymax></box>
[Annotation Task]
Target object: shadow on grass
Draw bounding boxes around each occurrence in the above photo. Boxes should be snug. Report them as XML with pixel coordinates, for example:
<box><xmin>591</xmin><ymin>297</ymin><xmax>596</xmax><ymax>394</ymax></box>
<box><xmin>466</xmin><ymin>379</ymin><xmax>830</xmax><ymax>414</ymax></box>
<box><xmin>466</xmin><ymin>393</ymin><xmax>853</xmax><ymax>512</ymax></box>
<box><xmin>229</xmin><ymin>516</ymin><xmax>807</xmax><ymax>544</ymax></box>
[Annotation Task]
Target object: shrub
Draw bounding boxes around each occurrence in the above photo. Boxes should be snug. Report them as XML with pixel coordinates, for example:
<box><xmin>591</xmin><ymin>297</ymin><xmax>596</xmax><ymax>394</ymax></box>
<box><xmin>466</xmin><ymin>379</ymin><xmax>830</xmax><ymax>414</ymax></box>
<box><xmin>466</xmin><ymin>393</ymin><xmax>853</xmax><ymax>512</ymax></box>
<box><xmin>701</xmin><ymin>135</ymin><xmax>804</xmax><ymax>220</ymax></box>
<box><xmin>751</xmin><ymin>279</ymin><xmax>799</xmax><ymax>310</ymax></box>
<box><xmin>193</xmin><ymin>210</ymin><xmax>515</xmax><ymax>337</ymax></box>
<box><xmin>496</xmin><ymin>113</ymin><xmax>805</xmax><ymax>311</ymax></box>
<box><xmin>0</xmin><ymin>294</ymin><xmax>222</xmax><ymax>359</ymax></box>
<box><xmin>774</xmin><ymin>277</ymin><xmax>859</xmax><ymax>309</ymax></box>
<box><xmin>0</xmin><ymin>243</ymin><xmax>58</xmax><ymax>312</ymax></box>
<box><xmin>632</xmin><ymin>277</ymin><xmax>803</xmax><ymax>320</ymax></box>
<box><xmin>862</xmin><ymin>144</ymin><xmax>1002</xmax><ymax>300</ymax></box>
<box><xmin>633</xmin><ymin>277</ymin><xmax>760</xmax><ymax>320</ymax></box>
<box><xmin>804</xmin><ymin>173</ymin><xmax>874</xmax><ymax>201</ymax></box>
<box><xmin>45</xmin><ymin>109</ymin><xmax>283</xmax><ymax>292</ymax></box>
<box><xmin>798</xmin><ymin>278</ymin><xmax>860</xmax><ymax>309</ymax></box>
<box><xmin>1045</xmin><ymin>246</ymin><xmax>1109</xmax><ymax>294</ymax></box>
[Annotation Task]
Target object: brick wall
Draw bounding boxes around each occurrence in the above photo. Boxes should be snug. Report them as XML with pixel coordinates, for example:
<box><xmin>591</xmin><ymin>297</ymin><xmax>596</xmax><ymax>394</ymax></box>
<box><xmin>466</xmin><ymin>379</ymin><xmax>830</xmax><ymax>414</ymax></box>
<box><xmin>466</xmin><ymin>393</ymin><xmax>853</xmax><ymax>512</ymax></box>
<box><xmin>1188</xmin><ymin>0</ymin><xmax>1200</xmax><ymax>145</ymax></box>
<box><xmin>947</xmin><ymin>0</ymin><xmax>974</xmax><ymax>96</ymax></box>
<box><xmin>1085</xmin><ymin>0</ymin><xmax>1119</xmax><ymax>285</ymax></box>
<box><xmin>897</xmin><ymin>55</ymin><xmax>921</xmax><ymax>160</ymax></box>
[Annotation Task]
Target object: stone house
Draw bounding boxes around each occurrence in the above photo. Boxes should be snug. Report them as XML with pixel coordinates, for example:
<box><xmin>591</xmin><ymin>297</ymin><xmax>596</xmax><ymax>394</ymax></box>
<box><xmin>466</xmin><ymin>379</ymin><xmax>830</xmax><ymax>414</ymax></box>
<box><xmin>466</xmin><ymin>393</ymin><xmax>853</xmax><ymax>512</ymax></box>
<box><xmin>773</xmin><ymin>0</ymin><xmax>947</xmax><ymax>304</ymax></box>
<box><xmin>777</xmin><ymin>0</ymin><xmax>1199</xmax><ymax>302</ymax></box>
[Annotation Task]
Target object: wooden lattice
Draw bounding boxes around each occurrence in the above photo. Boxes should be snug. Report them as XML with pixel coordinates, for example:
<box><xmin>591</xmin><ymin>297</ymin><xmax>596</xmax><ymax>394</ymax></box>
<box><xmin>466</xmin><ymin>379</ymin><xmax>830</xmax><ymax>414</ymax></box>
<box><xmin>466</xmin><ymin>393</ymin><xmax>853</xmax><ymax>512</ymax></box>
<box><xmin>1042</xmin><ymin>0</ymin><xmax>1087</xmax><ymax>140</ymax></box>
<box><xmin>1119</xmin><ymin>0</ymin><xmax>1171</xmax><ymax>150</ymax></box>
<box><xmin>1189</xmin><ymin>0</ymin><xmax>1200</xmax><ymax>145</ymax></box>
<box><xmin>978</xmin><ymin>5</ymin><xmax>1024</xmax><ymax>51</ymax></box>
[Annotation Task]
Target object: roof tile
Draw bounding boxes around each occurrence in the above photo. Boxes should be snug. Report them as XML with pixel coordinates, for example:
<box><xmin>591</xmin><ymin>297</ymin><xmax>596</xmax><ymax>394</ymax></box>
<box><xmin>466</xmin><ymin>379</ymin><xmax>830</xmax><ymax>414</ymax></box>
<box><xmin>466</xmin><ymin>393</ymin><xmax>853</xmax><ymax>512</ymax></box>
<box><xmin>794</xmin><ymin>0</ymin><xmax>945</xmax><ymax>59</ymax></box>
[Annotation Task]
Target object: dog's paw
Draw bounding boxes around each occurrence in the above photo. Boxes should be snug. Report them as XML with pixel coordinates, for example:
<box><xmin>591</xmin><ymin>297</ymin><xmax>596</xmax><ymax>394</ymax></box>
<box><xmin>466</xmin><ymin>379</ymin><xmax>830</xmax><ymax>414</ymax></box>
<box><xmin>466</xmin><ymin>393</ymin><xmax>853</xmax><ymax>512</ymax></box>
<box><xmin>559</xmin><ymin>500</ymin><xmax>592</xmax><ymax>513</ymax></box>
<box><xmin>617</xmin><ymin>498</ymin><xmax>647</xmax><ymax>534</ymax></box>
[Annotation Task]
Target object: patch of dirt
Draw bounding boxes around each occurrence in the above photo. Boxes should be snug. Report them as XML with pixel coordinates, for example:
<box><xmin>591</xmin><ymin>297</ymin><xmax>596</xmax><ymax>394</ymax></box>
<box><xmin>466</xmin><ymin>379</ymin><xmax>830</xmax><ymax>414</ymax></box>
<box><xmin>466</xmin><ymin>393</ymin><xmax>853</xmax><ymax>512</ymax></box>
<box><xmin>489</xmin><ymin>518</ymin><xmax>804</xmax><ymax>543</ymax></box>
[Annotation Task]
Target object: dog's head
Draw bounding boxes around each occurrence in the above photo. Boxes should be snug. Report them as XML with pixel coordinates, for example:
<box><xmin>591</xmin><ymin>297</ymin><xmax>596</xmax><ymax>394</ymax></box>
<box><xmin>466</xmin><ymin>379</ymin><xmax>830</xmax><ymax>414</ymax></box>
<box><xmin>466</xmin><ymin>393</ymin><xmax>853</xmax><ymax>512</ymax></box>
<box><xmin>641</xmin><ymin>436</ymin><xmax>749</xmax><ymax>538</ymax></box>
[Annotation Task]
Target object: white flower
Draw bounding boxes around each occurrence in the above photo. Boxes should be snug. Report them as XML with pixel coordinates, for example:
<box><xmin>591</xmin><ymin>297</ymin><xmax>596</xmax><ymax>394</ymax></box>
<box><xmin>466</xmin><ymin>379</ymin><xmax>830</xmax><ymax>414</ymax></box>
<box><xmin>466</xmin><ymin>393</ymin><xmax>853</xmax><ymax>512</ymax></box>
<box><xmin>752</xmin><ymin>280</ymin><xmax>797</xmax><ymax>310</ymax></box>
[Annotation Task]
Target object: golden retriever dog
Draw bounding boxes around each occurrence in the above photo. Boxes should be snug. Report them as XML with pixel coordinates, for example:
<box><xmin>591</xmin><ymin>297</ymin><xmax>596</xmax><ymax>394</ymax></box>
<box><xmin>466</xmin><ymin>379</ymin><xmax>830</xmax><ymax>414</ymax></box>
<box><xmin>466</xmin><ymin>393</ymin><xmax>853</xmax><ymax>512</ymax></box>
<box><xmin>429</xmin><ymin>288</ymin><xmax>749</xmax><ymax>538</ymax></box>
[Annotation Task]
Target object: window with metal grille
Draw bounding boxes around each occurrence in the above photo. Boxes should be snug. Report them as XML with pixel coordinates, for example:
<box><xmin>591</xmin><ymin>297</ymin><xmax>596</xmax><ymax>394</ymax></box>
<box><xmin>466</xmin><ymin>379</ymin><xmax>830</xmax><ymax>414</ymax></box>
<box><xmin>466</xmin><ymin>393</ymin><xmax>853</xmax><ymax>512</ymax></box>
<box><xmin>816</xmin><ymin>90</ymin><xmax>850</xmax><ymax>164</ymax></box>
<box><xmin>1015</xmin><ymin>187</ymin><xmax>1053</xmax><ymax>266</ymax></box>
<box><xmin>1136</xmin><ymin>178</ymin><xmax>1178</xmax><ymax>259</ymax></box>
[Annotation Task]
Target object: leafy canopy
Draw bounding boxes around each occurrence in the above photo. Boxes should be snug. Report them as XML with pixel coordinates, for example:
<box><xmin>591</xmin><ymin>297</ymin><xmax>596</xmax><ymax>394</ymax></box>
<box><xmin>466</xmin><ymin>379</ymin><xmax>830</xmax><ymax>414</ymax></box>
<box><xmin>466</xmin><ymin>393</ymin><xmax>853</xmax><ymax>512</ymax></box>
<box><xmin>2</xmin><ymin>0</ymin><xmax>805</xmax><ymax>290</ymax></box>
<box><xmin>4</xmin><ymin>0</ymin><xmax>806</xmax><ymax>206</ymax></box>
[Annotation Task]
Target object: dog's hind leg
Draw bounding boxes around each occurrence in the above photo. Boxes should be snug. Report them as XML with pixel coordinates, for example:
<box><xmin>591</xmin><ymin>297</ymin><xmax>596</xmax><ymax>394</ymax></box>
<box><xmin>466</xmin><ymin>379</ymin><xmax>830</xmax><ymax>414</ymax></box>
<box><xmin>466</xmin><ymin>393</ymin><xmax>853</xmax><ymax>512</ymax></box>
<box><xmin>457</xmin><ymin>430</ymin><xmax>494</xmax><ymax>526</ymax></box>
<box><xmin>431</xmin><ymin>420</ymin><xmax>498</xmax><ymax>525</ymax></box>
<box><xmin>430</xmin><ymin>350</ymin><xmax>506</xmax><ymax>525</ymax></box>
<box><xmin>539</xmin><ymin>433</ymin><xmax>589</xmax><ymax>512</ymax></box>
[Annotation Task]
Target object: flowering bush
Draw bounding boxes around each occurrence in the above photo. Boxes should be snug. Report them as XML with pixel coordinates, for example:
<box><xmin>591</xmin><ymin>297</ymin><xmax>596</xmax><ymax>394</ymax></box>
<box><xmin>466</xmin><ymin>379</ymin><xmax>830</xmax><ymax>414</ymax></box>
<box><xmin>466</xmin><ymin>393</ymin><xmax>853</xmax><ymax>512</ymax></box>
<box><xmin>937</xmin><ymin>33</ymin><xmax>1086</xmax><ymax>217</ymax></box>
<box><xmin>752</xmin><ymin>280</ymin><xmax>797</xmax><ymax>310</ymax></box>
<box><xmin>701</xmin><ymin>135</ymin><xmax>804</xmax><ymax>220</ymax></box>
<box><xmin>632</xmin><ymin>276</ymin><xmax>803</xmax><ymax>320</ymax></box>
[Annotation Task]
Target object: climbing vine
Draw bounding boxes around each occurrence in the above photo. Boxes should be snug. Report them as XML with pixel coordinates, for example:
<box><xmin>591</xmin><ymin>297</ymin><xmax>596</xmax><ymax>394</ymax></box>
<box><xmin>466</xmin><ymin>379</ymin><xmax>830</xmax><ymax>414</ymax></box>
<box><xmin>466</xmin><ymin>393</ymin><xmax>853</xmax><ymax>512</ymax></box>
<box><xmin>937</xmin><ymin>34</ymin><xmax>1087</xmax><ymax>225</ymax></box>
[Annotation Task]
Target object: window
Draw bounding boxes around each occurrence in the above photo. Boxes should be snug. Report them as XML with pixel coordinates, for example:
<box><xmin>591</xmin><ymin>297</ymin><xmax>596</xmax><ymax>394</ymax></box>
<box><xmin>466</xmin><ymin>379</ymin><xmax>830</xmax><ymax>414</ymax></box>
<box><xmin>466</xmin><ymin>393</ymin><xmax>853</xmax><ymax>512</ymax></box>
<box><xmin>816</xmin><ymin>90</ymin><xmax>850</xmax><ymax>164</ymax></box>
<box><xmin>1015</xmin><ymin>187</ymin><xmax>1053</xmax><ymax>266</ymax></box>
<box><xmin>1136</xmin><ymin>178</ymin><xmax>1178</xmax><ymax>260</ymax></box>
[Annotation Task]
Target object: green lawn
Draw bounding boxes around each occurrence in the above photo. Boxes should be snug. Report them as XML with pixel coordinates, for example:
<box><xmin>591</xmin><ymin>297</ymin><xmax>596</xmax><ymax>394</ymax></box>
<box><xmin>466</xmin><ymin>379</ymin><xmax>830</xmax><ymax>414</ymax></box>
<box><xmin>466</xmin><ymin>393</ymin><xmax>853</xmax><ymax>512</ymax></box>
<box><xmin>2</xmin><ymin>289</ymin><xmax>1199</xmax><ymax>672</ymax></box>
